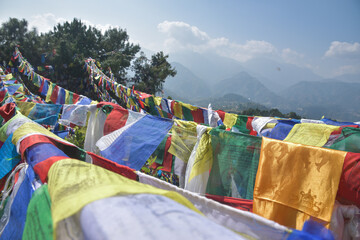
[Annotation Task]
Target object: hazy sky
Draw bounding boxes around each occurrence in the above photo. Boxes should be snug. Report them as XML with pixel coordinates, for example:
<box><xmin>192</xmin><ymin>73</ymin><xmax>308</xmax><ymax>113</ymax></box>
<box><xmin>1</xmin><ymin>0</ymin><xmax>359</xmax><ymax>78</ymax></box>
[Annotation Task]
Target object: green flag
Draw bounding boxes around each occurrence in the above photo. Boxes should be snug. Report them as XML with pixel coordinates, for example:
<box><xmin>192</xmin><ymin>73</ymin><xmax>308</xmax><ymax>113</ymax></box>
<box><xmin>206</xmin><ymin>127</ymin><xmax>262</xmax><ymax>199</ymax></box>
<box><xmin>22</xmin><ymin>184</ymin><xmax>53</xmax><ymax>240</ymax></box>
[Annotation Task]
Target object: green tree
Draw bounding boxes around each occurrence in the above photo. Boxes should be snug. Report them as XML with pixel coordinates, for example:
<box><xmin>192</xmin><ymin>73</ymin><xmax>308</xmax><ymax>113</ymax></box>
<box><xmin>41</xmin><ymin>19</ymin><xmax>103</xmax><ymax>86</ymax></box>
<box><xmin>99</xmin><ymin>28</ymin><xmax>140</xmax><ymax>84</ymax></box>
<box><xmin>131</xmin><ymin>51</ymin><xmax>176</xmax><ymax>94</ymax></box>
<box><xmin>0</xmin><ymin>18</ymin><xmax>176</xmax><ymax>96</ymax></box>
<box><xmin>285</xmin><ymin>111</ymin><xmax>301</xmax><ymax>119</ymax></box>
<box><xmin>0</xmin><ymin>18</ymin><xmax>41</xmax><ymax>65</ymax></box>
<box><xmin>269</xmin><ymin>108</ymin><xmax>284</xmax><ymax>118</ymax></box>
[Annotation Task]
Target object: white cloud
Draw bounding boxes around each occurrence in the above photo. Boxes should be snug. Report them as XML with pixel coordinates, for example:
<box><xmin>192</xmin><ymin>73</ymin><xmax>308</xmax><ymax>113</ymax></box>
<box><xmin>156</xmin><ymin>20</ymin><xmax>360</xmax><ymax>78</ymax></box>
<box><xmin>281</xmin><ymin>48</ymin><xmax>304</xmax><ymax>64</ymax></box>
<box><xmin>157</xmin><ymin>20</ymin><xmax>276</xmax><ymax>62</ymax></box>
<box><xmin>28</xmin><ymin>13</ymin><xmax>120</xmax><ymax>34</ymax></box>
<box><xmin>158</xmin><ymin>21</ymin><xmax>210</xmax><ymax>44</ymax></box>
<box><xmin>225</xmin><ymin>40</ymin><xmax>276</xmax><ymax>62</ymax></box>
<box><xmin>28</xmin><ymin>13</ymin><xmax>66</xmax><ymax>33</ymax></box>
<box><xmin>158</xmin><ymin>21</ymin><xmax>228</xmax><ymax>53</ymax></box>
<box><xmin>324</xmin><ymin>41</ymin><xmax>360</xmax><ymax>59</ymax></box>
<box><xmin>333</xmin><ymin>64</ymin><xmax>360</xmax><ymax>76</ymax></box>
<box><xmin>81</xmin><ymin>19</ymin><xmax>120</xmax><ymax>34</ymax></box>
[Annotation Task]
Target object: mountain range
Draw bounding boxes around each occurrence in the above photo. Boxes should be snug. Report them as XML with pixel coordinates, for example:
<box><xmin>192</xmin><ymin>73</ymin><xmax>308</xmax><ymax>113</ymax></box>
<box><xmin>163</xmin><ymin>51</ymin><xmax>360</xmax><ymax>121</ymax></box>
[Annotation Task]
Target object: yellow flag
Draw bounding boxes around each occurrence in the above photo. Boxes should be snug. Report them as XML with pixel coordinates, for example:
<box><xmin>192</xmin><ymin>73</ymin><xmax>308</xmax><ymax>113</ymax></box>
<box><xmin>188</xmin><ymin>128</ymin><xmax>213</xmax><ymax>182</ymax></box>
<box><xmin>157</xmin><ymin>106</ymin><xmax>164</xmax><ymax>118</ymax></box>
<box><xmin>154</xmin><ymin>96</ymin><xmax>162</xmax><ymax>106</ymax></box>
<box><xmin>64</xmin><ymin>90</ymin><xmax>70</xmax><ymax>104</ymax></box>
<box><xmin>180</xmin><ymin>102</ymin><xmax>198</xmax><ymax>111</ymax></box>
<box><xmin>12</xmin><ymin>122</ymin><xmax>65</xmax><ymax>146</ymax></box>
<box><xmin>116</xmin><ymin>85</ymin><xmax>121</xmax><ymax>97</ymax></box>
<box><xmin>173</xmin><ymin>101</ymin><xmax>183</xmax><ymax>119</ymax></box>
<box><xmin>45</xmin><ymin>83</ymin><xmax>54</xmax><ymax>102</ymax></box>
<box><xmin>223</xmin><ymin>113</ymin><xmax>238</xmax><ymax>129</ymax></box>
<box><xmin>253</xmin><ymin>137</ymin><xmax>346</xmax><ymax>230</ymax></box>
<box><xmin>5</xmin><ymin>74</ymin><xmax>13</xmax><ymax>80</ymax></box>
<box><xmin>0</xmin><ymin>113</ymin><xmax>24</xmax><ymax>142</ymax></box>
<box><xmin>17</xmin><ymin>85</ymin><xmax>24</xmax><ymax>93</ymax></box>
<box><xmin>48</xmin><ymin>159</ymin><xmax>201</xmax><ymax>239</ymax></box>
<box><xmin>284</xmin><ymin>123</ymin><xmax>339</xmax><ymax>147</ymax></box>
<box><xmin>126</xmin><ymin>101</ymin><xmax>131</xmax><ymax>109</ymax></box>
<box><xmin>264</xmin><ymin>122</ymin><xmax>277</xmax><ymax>129</ymax></box>
<box><xmin>129</xmin><ymin>97</ymin><xmax>136</xmax><ymax>107</ymax></box>
<box><xmin>173</xmin><ymin>119</ymin><xmax>198</xmax><ymax>129</ymax></box>
<box><xmin>168</xmin><ymin>120</ymin><xmax>198</xmax><ymax>162</ymax></box>
<box><xmin>15</xmin><ymin>101</ymin><xmax>36</xmax><ymax>117</ymax></box>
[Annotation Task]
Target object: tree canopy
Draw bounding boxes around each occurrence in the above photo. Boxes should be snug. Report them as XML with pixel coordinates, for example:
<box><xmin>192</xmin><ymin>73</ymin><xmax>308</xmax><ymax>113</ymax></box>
<box><xmin>241</xmin><ymin>108</ymin><xmax>302</xmax><ymax>119</ymax></box>
<box><xmin>0</xmin><ymin>18</ymin><xmax>176</xmax><ymax>95</ymax></box>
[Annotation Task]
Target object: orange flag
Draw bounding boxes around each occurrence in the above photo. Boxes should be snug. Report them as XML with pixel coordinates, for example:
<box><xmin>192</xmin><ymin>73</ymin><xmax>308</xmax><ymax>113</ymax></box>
<box><xmin>253</xmin><ymin>137</ymin><xmax>346</xmax><ymax>230</ymax></box>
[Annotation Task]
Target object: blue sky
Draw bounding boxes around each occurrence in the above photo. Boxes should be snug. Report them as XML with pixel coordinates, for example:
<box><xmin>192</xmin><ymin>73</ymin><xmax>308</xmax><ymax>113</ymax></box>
<box><xmin>1</xmin><ymin>0</ymin><xmax>359</xmax><ymax>78</ymax></box>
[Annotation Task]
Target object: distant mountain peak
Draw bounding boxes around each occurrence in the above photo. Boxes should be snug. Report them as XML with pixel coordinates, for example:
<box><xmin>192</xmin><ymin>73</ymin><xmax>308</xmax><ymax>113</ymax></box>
<box><xmin>164</xmin><ymin>62</ymin><xmax>212</xmax><ymax>101</ymax></box>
